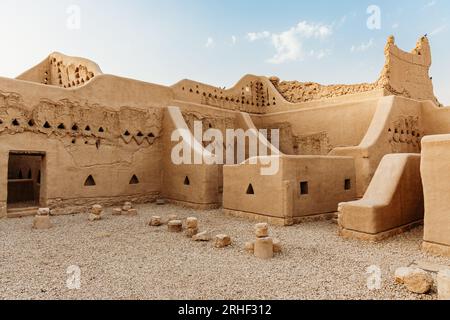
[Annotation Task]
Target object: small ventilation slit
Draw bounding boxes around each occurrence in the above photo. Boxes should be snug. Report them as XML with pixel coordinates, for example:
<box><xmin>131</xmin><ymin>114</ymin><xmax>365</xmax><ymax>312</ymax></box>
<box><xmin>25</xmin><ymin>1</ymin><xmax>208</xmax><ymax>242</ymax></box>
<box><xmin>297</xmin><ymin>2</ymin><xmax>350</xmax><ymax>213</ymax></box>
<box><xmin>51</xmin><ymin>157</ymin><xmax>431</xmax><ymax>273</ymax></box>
<box><xmin>12</xmin><ymin>119</ymin><xmax>20</xmax><ymax>126</ymax></box>
<box><xmin>98</xmin><ymin>127</ymin><xmax>105</xmax><ymax>133</ymax></box>
<box><xmin>84</xmin><ymin>175</ymin><xmax>96</xmax><ymax>187</ymax></box>
<box><xmin>148</xmin><ymin>132</ymin><xmax>155</xmax><ymax>138</ymax></box>
<box><xmin>72</xmin><ymin>124</ymin><xmax>79</xmax><ymax>131</ymax></box>
<box><xmin>137</xmin><ymin>131</ymin><xmax>144</xmax><ymax>137</ymax></box>
<box><xmin>27</xmin><ymin>169</ymin><xmax>32</xmax><ymax>179</ymax></box>
<box><xmin>18</xmin><ymin>169</ymin><xmax>23</xmax><ymax>180</ymax></box>
<box><xmin>184</xmin><ymin>176</ymin><xmax>190</xmax><ymax>186</ymax></box>
<box><xmin>124</xmin><ymin>130</ymin><xmax>131</xmax><ymax>136</ymax></box>
<box><xmin>246</xmin><ymin>184</ymin><xmax>255</xmax><ymax>195</ymax></box>
<box><xmin>129</xmin><ymin>175</ymin><xmax>140</xmax><ymax>185</ymax></box>
<box><xmin>43</xmin><ymin>121</ymin><xmax>51</xmax><ymax>129</ymax></box>
<box><xmin>58</xmin><ymin>123</ymin><xmax>66</xmax><ymax>130</ymax></box>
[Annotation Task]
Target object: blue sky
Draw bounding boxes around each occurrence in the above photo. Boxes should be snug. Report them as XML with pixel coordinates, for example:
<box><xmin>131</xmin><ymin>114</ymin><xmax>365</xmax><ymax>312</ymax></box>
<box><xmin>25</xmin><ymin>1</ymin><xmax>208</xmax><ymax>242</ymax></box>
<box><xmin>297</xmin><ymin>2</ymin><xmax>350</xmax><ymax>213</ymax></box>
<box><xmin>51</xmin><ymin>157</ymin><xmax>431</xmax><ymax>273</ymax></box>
<box><xmin>0</xmin><ymin>0</ymin><xmax>449</xmax><ymax>104</ymax></box>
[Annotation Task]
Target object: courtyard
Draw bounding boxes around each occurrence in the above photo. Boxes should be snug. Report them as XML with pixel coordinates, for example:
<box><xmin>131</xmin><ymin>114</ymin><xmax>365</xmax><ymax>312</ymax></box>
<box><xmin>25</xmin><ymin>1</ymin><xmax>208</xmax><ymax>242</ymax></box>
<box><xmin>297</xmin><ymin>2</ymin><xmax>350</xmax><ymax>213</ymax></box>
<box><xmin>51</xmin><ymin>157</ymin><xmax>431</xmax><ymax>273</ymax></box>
<box><xmin>0</xmin><ymin>203</ymin><xmax>447</xmax><ymax>300</ymax></box>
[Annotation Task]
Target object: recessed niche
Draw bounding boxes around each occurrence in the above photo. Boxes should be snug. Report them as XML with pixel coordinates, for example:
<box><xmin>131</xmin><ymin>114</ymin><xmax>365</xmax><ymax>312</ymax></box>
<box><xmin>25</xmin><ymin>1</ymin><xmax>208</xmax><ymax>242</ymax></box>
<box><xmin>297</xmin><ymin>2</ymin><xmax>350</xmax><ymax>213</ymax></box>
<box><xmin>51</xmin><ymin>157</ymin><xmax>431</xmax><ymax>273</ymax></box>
<box><xmin>27</xmin><ymin>169</ymin><xmax>32</xmax><ymax>179</ymax></box>
<box><xmin>18</xmin><ymin>169</ymin><xmax>23</xmax><ymax>180</ymax></box>
<box><xmin>98</xmin><ymin>127</ymin><xmax>105</xmax><ymax>133</ymax></box>
<box><xmin>129</xmin><ymin>175</ymin><xmax>140</xmax><ymax>185</ymax></box>
<box><xmin>43</xmin><ymin>121</ymin><xmax>51</xmax><ymax>129</ymax></box>
<box><xmin>12</xmin><ymin>119</ymin><xmax>20</xmax><ymax>126</ymax></box>
<box><xmin>148</xmin><ymin>133</ymin><xmax>155</xmax><ymax>138</ymax></box>
<box><xmin>137</xmin><ymin>131</ymin><xmax>144</xmax><ymax>137</ymax></box>
<box><xmin>246</xmin><ymin>184</ymin><xmax>255</xmax><ymax>195</ymax></box>
<box><xmin>57</xmin><ymin>123</ymin><xmax>66</xmax><ymax>130</ymax></box>
<box><xmin>184</xmin><ymin>176</ymin><xmax>190</xmax><ymax>186</ymax></box>
<box><xmin>345</xmin><ymin>179</ymin><xmax>352</xmax><ymax>191</ymax></box>
<box><xmin>85</xmin><ymin>126</ymin><xmax>91</xmax><ymax>131</ymax></box>
<box><xmin>84</xmin><ymin>175</ymin><xmax>96</xmax><ymax>187</ymax></box>
<box><xmin>300</xmin><ymin>181</ymin><xmax>309</xmax><ymax>195</ymax></box>
<box><xmin>72</xmin><ymin>124</ymin><xmax>79</xmax><ymax>131</ymax></box>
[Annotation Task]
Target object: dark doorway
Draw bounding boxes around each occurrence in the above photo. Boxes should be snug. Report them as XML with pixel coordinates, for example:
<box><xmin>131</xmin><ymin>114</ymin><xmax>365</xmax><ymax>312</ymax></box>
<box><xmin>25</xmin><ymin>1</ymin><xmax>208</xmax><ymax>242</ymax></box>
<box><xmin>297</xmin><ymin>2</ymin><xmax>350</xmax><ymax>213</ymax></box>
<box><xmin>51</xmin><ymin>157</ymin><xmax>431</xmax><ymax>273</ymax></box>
<box><xmin>7</xmin><ymin>152</ymin><xmax>44</xmax><ymax>209</ymax></box>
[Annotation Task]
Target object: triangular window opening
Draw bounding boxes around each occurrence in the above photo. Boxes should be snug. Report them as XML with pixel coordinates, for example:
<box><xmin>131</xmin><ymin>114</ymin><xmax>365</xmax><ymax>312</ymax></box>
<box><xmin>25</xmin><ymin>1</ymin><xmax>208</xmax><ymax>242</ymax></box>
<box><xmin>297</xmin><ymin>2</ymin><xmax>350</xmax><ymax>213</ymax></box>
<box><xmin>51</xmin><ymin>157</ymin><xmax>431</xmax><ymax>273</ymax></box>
<box><xmin>84</xmin><ymin>175</ymin><xmax>96</xmax><ymax>187</ymax></box>
<box><xmin>246</xmin><ymin>184</ymin><xmax>255</xmax><ymax>195</ymax></box>
<box><xmin>184</xmin><ymin>176</ymin><xmax>190</xmax><ymax>186</ymax></box>
<box><xmin>129</xmin><ymin>175</ymin><xmax>140</xmax><ymax>185</ymax></box>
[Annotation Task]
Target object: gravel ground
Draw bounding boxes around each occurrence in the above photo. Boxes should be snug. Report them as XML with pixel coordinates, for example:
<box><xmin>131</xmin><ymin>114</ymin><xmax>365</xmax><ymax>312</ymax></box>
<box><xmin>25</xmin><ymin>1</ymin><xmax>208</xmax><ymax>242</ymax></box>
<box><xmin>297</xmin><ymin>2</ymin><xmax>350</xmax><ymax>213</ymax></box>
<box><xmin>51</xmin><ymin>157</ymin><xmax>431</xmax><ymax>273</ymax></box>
<box><xmin>0</xmin><ymin>203</ymin><xmax>449</xmax><ymax>300</ymax></box>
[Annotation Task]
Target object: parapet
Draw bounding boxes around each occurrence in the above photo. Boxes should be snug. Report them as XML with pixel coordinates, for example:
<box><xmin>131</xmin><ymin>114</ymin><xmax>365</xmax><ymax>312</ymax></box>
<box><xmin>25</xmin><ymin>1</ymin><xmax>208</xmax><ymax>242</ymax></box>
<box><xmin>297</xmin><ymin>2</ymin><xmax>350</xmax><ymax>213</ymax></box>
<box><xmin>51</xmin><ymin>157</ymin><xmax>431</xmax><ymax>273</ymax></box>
<box><xmin>16</xmin><ymin>52</ymin><xmax>102</xmax><ymax>88</ymax></box>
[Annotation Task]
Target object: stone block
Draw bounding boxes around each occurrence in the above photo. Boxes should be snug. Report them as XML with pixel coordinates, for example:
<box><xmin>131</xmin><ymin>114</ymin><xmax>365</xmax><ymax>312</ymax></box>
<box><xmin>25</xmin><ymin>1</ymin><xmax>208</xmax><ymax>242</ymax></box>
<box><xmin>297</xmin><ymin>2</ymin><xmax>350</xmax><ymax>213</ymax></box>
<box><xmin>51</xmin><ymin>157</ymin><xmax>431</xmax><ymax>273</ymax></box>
<box><xmin>245</xmin><ymin>241</ymin><xmax>255</xmax><ymax>253</ymax></box>
<box><xmin>91</xmin><ymin>204</ymin><xmax>103</xmax><ymax>215</ymax></box>
<box><xmin>273</xmin><ymin>238</ymin><xmax>282</xmax><ymax>253</ymax></box>
<box><xmin>186</xmin><ymin>217</ymin><xmax>198</xmax><ymax>229</ymax></box>
<box><xmin>168</xmin><ymin>220</ymin><xmax>183</xmax><ymax>233</ymax></box>
<box><xmin>215</xmin><ymin>234</ymin><xmax>232</xmax><ymax>248</ymax></box>
<box><xmin>149</xmin><ymin>216</ymin><xmax>162</xmax><ymax>227</ymax></box>
<box><xmin>193</xmin><ymin>231</ymin><xmax>212</xmax><ymax>242</ymax></box>
<box><xmin>404</xmin><ymin>269</ymin><xmax>434</xmax><ymax>294</ymax></box>
<box><xmin>112</xmin><ymin>208</ymin><xmax>122</xmax><ymax>216</ymax></box>
<box><xmin>33</xmin><ymin>215</ymin><xmax>52</xmax><ymax>230</ymax></box>
<box><xmin>37</xmin><ymin>208</ymin><xmax>50</xmax><ymax>216</ymax></box>
<box><xmin>437</xmin><ymin>269</ymin><xmax>450</xmax><ymax>300</ymax></box>
<box><xmin>254</xmin><ymin>237</ymin><xmax>274</xmax><ymax>259</ymax></box>
<box><xmin>185</xmin><ymin>228</ymin><xmax>199</xmax><ymax>238</ymax></box>
<box><xmin>255</xmin><ymin>223</ymin><xmax>269</xmax><ymax>238</ymax></box>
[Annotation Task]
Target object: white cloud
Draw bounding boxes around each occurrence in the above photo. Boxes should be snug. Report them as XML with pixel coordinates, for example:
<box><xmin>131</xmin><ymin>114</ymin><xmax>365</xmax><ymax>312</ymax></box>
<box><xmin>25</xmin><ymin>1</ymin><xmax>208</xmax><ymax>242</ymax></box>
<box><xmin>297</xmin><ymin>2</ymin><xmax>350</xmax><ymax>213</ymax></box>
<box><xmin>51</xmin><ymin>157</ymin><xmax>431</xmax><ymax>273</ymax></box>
<box><xmin>247</xmin><ymin>21</ymin><xmax>333</xmax><ymax>64</ymax></box>
<box><xmin>205</xmin><ymin>37</ymin><xmax>215</xmax><ymax>48</ymax></box>
<box><xmin>247</xmin><ymin>31</ymin><xmax>271</xmax><ymax>42</ymax></box>
<box><xmin>231</xmin><ymin>35</ymin><xmax>237</xmax><ymax>45</ymax></box>
<box><xmin>350</xmin><ymin>38</ymin><xmax>375</xmax><ymax>53</ymax></box>
<box><xmin>429</xmin><ymin>24</ymin><xmax>448</xmax><ymax>36</ymax></box>
<box><xmin>424</xmin><ymin>0</ymin><xmax>437</xmax><ymax>9</ymax></box>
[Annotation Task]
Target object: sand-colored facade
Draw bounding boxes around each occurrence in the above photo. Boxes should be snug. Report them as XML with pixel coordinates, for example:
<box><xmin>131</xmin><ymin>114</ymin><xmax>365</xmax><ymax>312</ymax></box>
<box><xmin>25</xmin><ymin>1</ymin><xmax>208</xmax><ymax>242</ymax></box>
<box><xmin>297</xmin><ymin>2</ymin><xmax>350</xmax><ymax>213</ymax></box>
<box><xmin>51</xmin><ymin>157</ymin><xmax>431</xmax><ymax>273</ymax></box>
<box><xmin>0</xmin><ymin>35</ymin><xmax>449</xmax><ymax>256</ymax></box>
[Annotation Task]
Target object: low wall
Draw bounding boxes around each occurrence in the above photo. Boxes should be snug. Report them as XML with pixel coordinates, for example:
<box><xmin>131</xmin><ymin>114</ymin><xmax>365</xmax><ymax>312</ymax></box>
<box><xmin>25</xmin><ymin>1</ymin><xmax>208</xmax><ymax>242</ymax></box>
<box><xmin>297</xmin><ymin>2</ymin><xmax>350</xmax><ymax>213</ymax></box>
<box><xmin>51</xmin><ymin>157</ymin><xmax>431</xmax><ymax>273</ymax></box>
<box><xmin>421</xmin><ymin>135</ymin><xmax>450</xmax><ymax>257</ymax></box>
<box><xmin>223</xmin><ymin>155</ymin><xmax>356</xmax><ymax>225</ymax></box>
<box><xmin>339</xmin><ymin>154</ymin><xmax>423</xmax><ymax>241</ymax></box>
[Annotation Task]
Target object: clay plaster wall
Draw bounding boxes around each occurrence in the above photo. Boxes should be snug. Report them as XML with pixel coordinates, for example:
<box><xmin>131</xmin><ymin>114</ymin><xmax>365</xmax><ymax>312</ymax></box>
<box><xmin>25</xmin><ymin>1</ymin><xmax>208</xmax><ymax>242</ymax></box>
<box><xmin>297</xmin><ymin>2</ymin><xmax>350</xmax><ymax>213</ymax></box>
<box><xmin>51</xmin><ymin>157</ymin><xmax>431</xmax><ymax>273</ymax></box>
<box><xmin>331</xmin><ymin>96</ymin><xmax>423</xmax><ymax>197</ymax></box>
<box><xmin>223</xmin><ymin>155</ymin><xmax>355</xmax><ymax>225</ymax></box>
<box><xmin>0</xmin><ymin>73</ymin><xmax>171</xmax><ymax>216</ymax></box>
<box><xmin>271</xmin><ymin>36</ymin><xmax>439</xmax><ymax>106</ymax></box>
<box><xmin>421</xmin><ymin>135</ymin><xmax>450</xmax><ymax>257</ymax></box>
<box><xmin>339</xmin><ymin>154</ymin><xmax>423</xmax><ymax>240</ymax></box>
<box><xmin>17</xmin><ymin>52</ymin><xmax>102</xmax><ymax>88</ymax></box>
<box><xmin>254</xmin><ymin>98</ymin><xmax>380</xmax><ymax>156</ymax></box>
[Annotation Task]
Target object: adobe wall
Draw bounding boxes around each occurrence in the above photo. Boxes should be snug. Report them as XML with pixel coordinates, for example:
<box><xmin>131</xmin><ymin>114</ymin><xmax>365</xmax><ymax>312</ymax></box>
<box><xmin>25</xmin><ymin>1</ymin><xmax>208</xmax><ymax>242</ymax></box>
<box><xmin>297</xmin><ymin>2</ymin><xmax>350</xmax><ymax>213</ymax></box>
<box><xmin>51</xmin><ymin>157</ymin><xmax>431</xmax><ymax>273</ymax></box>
<box><xmin>270</xmin><ymin>36</ymin><xmax>439</xmax><ymax>106</ymax></box>
<box><xmin>339</xmin><ymin>154</ymin><xmax>423</xmax><ymax>241</ymax></box>
<box><xmin>16</xmin><ymin>52</ymin><xmax>102</xmax><ymax>88</ymax></box>
<box><xmin>253</xmin><ymin>98</ymin><xmax>379</xmax><ymax>155</ymax></box>
<box><xmin>0</xmin><ymin>79</ymin><xmax>167</xmax><ymax>216</ymax></box>
<box><xmin>379</xmin><ymin>36</ymin><xmax>438</xmax><ymax>105</ymax></box>
<box><xmin>421</xmin><ymin>135</ymin><xmax>450</xmax><ymax>257</ymax></box>
<box><xmin>330</xmin><ymin>96</ymin><xmax>423</xmax><ymax>197</ymax></box>
<box><xmin>223</xmin><ymin>155</ymin><xmax>355</xmax><ymax>225</ymax></box>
